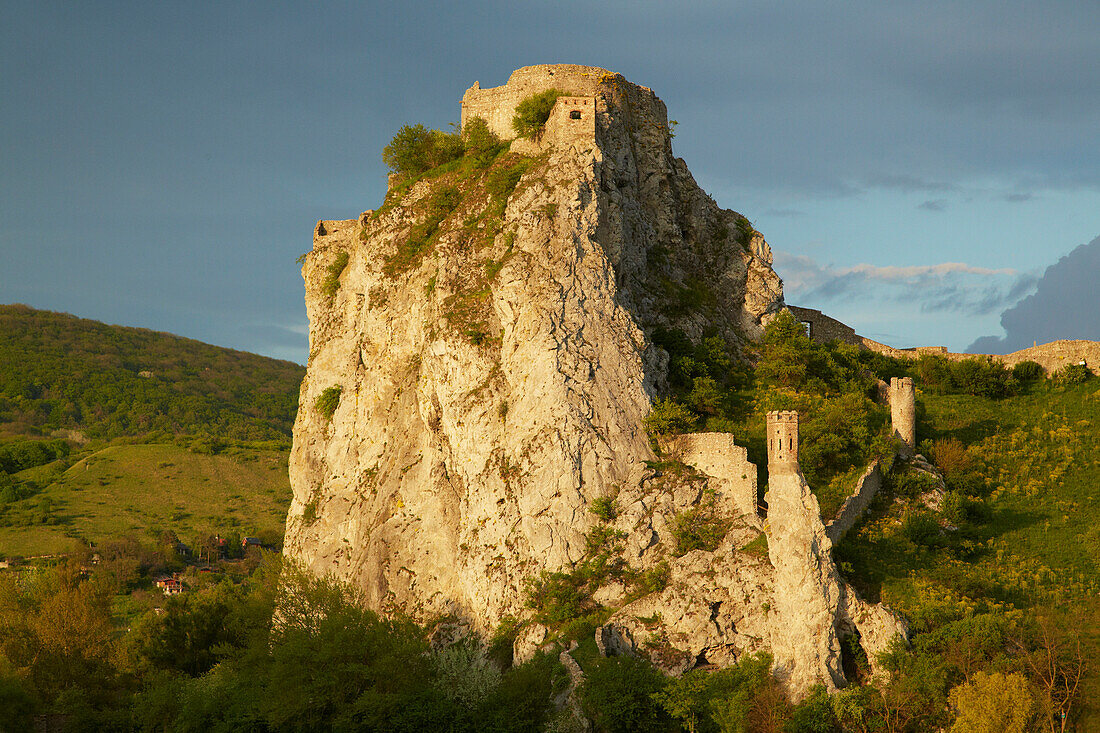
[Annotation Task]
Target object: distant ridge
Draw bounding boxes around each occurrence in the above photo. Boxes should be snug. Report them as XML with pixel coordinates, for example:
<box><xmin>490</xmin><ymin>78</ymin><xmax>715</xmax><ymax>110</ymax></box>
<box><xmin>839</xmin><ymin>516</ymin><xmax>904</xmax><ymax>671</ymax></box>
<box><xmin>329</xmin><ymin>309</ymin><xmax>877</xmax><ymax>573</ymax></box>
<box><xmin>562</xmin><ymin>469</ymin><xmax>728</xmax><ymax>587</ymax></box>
<box><xmin>0</xmin><ymin>304</ymin><xmax>305</xmax><ymax>441</ymax></box>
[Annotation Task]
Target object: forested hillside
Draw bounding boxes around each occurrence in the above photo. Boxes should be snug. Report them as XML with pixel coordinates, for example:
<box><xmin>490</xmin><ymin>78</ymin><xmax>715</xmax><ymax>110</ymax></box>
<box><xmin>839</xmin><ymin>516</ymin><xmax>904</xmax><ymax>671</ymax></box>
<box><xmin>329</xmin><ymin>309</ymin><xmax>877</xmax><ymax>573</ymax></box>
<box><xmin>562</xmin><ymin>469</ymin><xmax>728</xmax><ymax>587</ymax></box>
<box><xmin>0</xmin><ymin>304</ymin><xmax>303</xmax><ymax>441</ymax></box>
<box><xmin>0</xmin><ymin>305</ymin><xmax>302</xmax><ymax>557</ymax></box>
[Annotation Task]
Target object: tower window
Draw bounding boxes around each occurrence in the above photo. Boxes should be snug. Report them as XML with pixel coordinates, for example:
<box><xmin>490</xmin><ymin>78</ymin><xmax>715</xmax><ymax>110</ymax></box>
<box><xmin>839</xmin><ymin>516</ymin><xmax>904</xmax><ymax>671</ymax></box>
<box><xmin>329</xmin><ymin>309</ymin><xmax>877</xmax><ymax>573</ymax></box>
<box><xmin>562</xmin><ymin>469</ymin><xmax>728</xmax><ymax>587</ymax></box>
<box><xmin>570</xmin><ymin>110</ymin><xmax>582</xmax><ymax>120</ymax></box>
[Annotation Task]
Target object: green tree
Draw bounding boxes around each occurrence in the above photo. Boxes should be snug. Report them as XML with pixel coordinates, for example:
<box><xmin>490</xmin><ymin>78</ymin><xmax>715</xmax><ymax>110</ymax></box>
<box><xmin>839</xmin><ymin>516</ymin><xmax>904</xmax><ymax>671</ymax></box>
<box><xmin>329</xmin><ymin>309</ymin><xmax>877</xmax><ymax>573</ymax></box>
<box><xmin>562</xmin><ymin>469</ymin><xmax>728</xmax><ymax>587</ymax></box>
<box><xmin>579</xmin><ymin>655</ymin><xmax>672</xmax><ymax>733</ymax></box>
<box><xmin>462</xmin><ymin>116</ymin><xmax>502</xmax><ymax>167</ymax></box>
<box><xmin>948</xmin><ymin>671</ymin><xmax>1035</xmax><ymax>733</ymax></box>
<box><xmin>382</xmin><ymin>124</ymin><xmax>436</xmax><ymax>179</ymax></box>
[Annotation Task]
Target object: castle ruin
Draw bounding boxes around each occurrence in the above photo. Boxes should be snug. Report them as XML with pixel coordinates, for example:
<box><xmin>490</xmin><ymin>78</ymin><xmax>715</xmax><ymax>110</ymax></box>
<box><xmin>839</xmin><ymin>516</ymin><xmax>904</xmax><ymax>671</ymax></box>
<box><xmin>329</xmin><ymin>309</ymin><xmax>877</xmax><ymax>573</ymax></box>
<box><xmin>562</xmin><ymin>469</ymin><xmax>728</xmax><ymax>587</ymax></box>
<box><xmin>889</xmin><ymin>377</ymin><xmax>916</xmax><ymax>457</ymax></box>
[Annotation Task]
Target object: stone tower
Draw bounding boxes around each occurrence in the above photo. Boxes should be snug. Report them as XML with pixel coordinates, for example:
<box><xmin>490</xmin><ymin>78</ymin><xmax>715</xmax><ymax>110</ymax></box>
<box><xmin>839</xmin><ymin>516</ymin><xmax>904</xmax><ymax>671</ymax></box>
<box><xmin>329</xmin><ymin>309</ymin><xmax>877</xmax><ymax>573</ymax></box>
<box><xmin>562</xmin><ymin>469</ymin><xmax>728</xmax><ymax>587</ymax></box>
<box><xmin>767</xmin><ymin>410</ymin><xmax>800</xmax><ymax>473</ymax></box>
<box><xmin>889</xmin><ymin>377</ymin><xmax>916</xmax><ymax>457</ymax></box>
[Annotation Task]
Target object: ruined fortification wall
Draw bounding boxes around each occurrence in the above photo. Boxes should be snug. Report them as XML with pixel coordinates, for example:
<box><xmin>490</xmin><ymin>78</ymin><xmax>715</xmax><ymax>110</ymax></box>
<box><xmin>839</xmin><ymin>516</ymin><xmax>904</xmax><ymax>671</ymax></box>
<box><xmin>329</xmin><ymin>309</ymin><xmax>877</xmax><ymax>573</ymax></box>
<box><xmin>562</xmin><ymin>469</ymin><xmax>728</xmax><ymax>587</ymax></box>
<box><xmin>461</xmin><ymin>64</ymin><xmax>612</xmax><ymax>140</ymax></box>
<box><xmin>790</xmin><ymin>305</ymin><xmax>1098</xmax><ymax>376</ymax></box>
<box><xmin>787</xmin><ymin>306</ymin><xmax>861</xmax><ymax>346</ymax></box>
<box><xmin>825</xmin><ymin>459</ymin><xmax>883</xmax><ymax>545</ymax></box>
<box><xmin>662</xmin><ymin>433</ymin><xmax>759</xmax><ymax>523</ymax></box>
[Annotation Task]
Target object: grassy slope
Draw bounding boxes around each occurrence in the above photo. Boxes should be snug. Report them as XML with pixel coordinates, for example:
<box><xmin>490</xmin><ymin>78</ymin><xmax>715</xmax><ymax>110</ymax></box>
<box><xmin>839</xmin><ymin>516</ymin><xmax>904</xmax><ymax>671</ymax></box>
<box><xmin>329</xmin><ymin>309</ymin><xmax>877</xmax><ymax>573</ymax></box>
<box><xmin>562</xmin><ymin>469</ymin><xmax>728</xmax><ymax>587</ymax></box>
<box><xmin>837</xmin><ymin>379</ymin><xmax>1100</xmax><ymax>720</ymax></box>
<box><xmin>0</xmin><ymin>305</ymin><xmax>302</xmax><ymax>558</ymax></box>
<box><xmin>1</xmin><ymin>444</ymin><xmax>291</xmax><ymax>557</ymax></box>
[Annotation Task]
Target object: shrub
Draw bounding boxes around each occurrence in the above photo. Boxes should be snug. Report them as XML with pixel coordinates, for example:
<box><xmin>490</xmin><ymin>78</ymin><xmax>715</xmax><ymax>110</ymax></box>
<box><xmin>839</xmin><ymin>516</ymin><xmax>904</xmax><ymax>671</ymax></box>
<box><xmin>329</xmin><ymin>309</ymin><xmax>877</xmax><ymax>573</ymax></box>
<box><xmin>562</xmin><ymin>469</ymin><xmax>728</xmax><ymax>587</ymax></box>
<box><xmin>644</xmin><ymin>399</ymin><xmax>696</xmax><ymax>437</ymax></box>
<box><xmin>462</xmin><ymin>116</ymin><xmax>502</xmax><ymax>167</ymax></box>
<box><xmin>1011</xmin><ymin>360</ymin><xmax>1044</xmax><ymax>382</ymax></box>
<box><xmin>314</xmin><ymin>386</ymin><xmax>342</xmax><ymax>421</ymax></box>
<box><xmin>951</xmin><ymin>358</ymin><xmax>1015</xmax><ymax>398</ymax></box>
<box><xmin>320</xmin><ymin>251</ymin><xmax>349</xmax><ymax>299</ymax></box>
<box><xmin>383</xmin><ymin>186</ymin><xmax>463</xmax><ymax>276</ymax></box>
<box><xmin>382</xmin><ymin>124</ymin><xmax>435</xmax><ymax>179</ymax></box>
<box><xmin>928</xmin><ymin>438</ymin><xmax>972</xmax><ymax>479</ymax></box>
<box><xmin>948</xmin><ymin>671</ymin><xmax>1036</xmax><ymax>733</ymax></box>
<box><xmin>670</xmin><ymin>489</ymin><xmax>730</xmax><ymax>556</ymax></box>
<box><xmin>382</xmin><ymin>124</ymin><xmax>464</xmax><ymax>180</ymax></box>
<box><xmin>734</xmin><ymin>215</ymin><xmax>755</xmax><ymax>251</ymax></box>
<box><xmin>579</xmin><ymin>656</ymin><xmax>672</xmax><ymax>733</ymax></box>
<box><xmin>900</xmin><ymin>508</ymin><xmax>944</xmax><ymax>546</ymax></box>
<box><xmin>589</xmin><ymin>496</ymin><xmax>616</xmax><ymax>522</ymax></box>
<box><xmin>524</xmin><ymin>571</ymin><xmax>594</xmax><ymax>626</ymax></box>
<box><xmin>486</xmin><ymin>158</ymin><xmax>532</xmax><ymax>201</ymax></box>
<box><xmin>1054</xmin><ymin>363</ymin><xmax>1091</xmax><ymax>385</ymax></box>
<box><xmin>512</xmin><ymin>89</ymin><xmax>566</xmax><ymax>139</ymax></box>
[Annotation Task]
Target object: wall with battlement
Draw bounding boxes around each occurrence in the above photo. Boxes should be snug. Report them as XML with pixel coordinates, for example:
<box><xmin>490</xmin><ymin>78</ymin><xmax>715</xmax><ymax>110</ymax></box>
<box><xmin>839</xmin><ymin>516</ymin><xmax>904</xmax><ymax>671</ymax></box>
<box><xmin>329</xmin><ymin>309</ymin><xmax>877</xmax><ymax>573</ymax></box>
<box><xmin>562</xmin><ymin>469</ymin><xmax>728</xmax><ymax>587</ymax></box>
<box><xmin>461</xmin><ymin>64</ymin><xmax>613</xmax><ymax>141</ymax></box>
<box><xmin>661</xmin><ymin>432</ymin><xmax>759</xmax><ymax>522</ymax></box>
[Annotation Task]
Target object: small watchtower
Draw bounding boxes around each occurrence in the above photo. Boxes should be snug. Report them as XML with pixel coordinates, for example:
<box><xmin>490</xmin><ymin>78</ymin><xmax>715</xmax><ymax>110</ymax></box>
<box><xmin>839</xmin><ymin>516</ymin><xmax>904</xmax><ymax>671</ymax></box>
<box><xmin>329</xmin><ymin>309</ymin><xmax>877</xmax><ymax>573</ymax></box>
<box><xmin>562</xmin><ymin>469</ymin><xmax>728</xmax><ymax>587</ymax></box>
<box><xmin>889</xmin><ymin>377</ymin><xmax>916</xmax><ymax>457</ymax></box>
<box><xmin>767</xmin><ymin>410</ymin><xmax>800</xmax><ymax>472</ymax></box>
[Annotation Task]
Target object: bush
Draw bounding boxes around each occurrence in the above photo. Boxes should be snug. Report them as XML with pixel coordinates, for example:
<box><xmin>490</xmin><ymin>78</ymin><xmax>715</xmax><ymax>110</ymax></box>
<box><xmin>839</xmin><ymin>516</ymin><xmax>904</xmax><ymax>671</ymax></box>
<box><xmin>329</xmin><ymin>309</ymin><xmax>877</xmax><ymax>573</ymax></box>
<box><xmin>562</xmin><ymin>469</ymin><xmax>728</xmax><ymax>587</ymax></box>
<box><xmin>383</xmin><ymin>186</ymin><xmax>463</xmax><ymax>276</ymax></box>
<box><xmin>1054</xmin><ymin>363</ymin><xmax>1091</xmax><ymax>385</ymax></box>
<box><xmin>928</xmin><ymin>438</ymin><xmax>972</xmax><ymax>479</ymax></box>
<box><xmin>512</xmin><ymin>89</ymin><xmax>566</xmax><ymax>139</ymax></box>
<box><xmin>524</xmin><ymin>571</ymin><xmax>594</xmax><ymax>627</ymax></box>
<box><xmin>644</xmin><ymin>399</ymin><xmax>696</xmax><ymax>437</ymax></box>
<box><xmin>320</xmin><ymin>251</ymin><xmax>349</xmax><ymax>299</ymax></box>
<box><xmin>314</xmin><ymin>386</ymin><xmax>342</xmax><ymax>421</ymax></box>
<box><xmin>579</xmin><ymin>656</ymin><xmax>671</xmax><ymax>733</ymax></box>
<box><xmin>1011</xmin><ymin>360</ymin><xmax>1044</xmax><ymax>383</ymax></box>
<box><xmin>589</xmin><ymin>496</ymin><xmax>617</xmax><ymax>522</ymax></box>
<box><xmin>461</xmin><ymin>116</ymin><xmax>502</xmax><ymax>167</ymax></box>
<box><xmin>670</xmin><ymin>489</ymin><xmax>729</xmax><ymax>556</ymax></box>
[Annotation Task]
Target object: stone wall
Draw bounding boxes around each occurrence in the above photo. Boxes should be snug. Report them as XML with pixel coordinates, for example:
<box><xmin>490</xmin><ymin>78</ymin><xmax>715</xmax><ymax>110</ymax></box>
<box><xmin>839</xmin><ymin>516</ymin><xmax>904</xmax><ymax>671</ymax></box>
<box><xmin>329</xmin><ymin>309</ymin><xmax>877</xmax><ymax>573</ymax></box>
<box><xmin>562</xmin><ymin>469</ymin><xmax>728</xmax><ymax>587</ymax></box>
<box><xmin>460</xmin><ymin>64</ymin><xmax>612</xmax><ymax>141</ymax></box>
<box><xmin>787</xmin><ymin>306</ymin><xmax>861</xmax><ymax>346</ymax></box>
<box><xmin>662</xmin><ymin>432</ymin><xmax>759</xmax><ymax>522</ymax></box>
<box><xmin>825</xmin><ymin>459</ymin><xmax>883</xmax><ymax>545</ymax></box>
<box><xmin>789</xmin><ymin>305</ymin><xmax>1098</xmax><ymax>376</ymax></box>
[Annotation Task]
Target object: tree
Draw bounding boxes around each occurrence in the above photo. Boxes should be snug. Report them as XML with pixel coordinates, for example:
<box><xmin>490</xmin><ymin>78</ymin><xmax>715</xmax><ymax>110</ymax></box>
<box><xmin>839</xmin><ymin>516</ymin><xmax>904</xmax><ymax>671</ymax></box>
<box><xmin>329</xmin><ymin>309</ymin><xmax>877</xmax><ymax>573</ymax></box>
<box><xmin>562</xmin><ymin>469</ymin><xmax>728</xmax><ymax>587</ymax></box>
<box><xmin>949</xmin><ymin>671</ymin><xmax>1036</xmax><ymax>733</ymax></box>
<box><xmin>462</xmin><ymin>116</ymin><xmax>501</xmax><ymax>167</ymax></box>
<box><xmin>579</xmin><ymin>655</ymin><xmax>671</xmax><ymax>732</ymax></box>
<box><xmin>1013</xmin><ymin>614</ymin><xmax>1087</xmax><ymax>732</ymax></box>
<box><xmin>382</xmin><ymin>124</ymin><xmax>435</xmax><ymax>179</ymax></box>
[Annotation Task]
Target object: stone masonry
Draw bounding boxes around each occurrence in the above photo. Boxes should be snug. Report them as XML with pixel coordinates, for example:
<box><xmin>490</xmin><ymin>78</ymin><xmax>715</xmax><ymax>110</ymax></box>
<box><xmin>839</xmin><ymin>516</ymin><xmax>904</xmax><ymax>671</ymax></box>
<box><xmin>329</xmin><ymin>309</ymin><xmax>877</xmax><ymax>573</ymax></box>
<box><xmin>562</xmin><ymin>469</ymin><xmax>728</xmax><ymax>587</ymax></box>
<box><xmin>461</xmin><ymin>64</ymin><xmax>613</xmax><ymax>141</ymax></box>
<box><xmin>889</xmin><ymin>377</ymin><xmax>916</xmax><ymax>457</ymax></box>
<box><xmin>662</xmin><ymin>432</ymin><xmax>760</xmax><ymax>524</ymax></box>
<box><xmin>763</xmin><ymin>411</ymin><xmax>846</xmax><ymax>698</ymax></box>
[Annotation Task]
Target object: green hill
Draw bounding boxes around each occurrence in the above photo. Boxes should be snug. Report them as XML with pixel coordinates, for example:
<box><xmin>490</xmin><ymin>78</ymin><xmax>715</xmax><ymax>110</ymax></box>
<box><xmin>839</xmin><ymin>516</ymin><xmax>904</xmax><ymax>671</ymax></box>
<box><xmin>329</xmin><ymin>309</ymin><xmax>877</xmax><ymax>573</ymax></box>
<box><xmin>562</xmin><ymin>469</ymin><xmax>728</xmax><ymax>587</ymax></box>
<box><xmin>0</xmin><ymin>304</ymin><xmax>303</xmax><ymax>441</ymax></box>
<box><xmin>0</xmin><ymin>305</ymin><xmax>303</xmax><ymax>558</ymax></box>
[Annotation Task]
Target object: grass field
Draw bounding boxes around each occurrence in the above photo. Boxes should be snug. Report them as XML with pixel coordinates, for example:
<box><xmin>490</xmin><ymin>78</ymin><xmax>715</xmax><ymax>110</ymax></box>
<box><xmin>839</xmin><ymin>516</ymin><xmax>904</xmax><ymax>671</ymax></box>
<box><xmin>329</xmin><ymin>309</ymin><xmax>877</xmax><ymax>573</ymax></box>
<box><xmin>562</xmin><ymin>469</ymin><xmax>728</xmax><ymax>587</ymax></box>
<box><xmin>836</xmin><ymin>378</ymin><xmax>1100</xmax><ymax>723</ymax></box>
<box><xmin>0</xmin><ymin>443</ymin><xmax>292</xmax><ymax>557</ymax></box>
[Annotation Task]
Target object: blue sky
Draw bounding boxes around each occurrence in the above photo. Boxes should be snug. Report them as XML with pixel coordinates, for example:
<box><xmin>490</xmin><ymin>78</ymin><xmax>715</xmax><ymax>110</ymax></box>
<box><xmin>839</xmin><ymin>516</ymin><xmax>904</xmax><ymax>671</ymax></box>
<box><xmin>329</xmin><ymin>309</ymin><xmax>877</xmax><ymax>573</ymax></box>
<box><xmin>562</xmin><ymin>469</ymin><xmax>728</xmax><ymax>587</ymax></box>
<box><xmin>2</xmin><ymin>1</ymin><xmax>1097</xmax><ymax>362</ymax></box>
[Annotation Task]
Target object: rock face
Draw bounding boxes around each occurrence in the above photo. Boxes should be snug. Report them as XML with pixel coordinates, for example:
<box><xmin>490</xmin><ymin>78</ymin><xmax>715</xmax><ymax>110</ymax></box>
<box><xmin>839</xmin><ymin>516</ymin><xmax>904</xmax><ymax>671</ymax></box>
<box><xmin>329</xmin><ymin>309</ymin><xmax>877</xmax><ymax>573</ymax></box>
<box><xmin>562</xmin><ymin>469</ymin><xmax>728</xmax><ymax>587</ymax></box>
<box><xmin>283</xmin><ymin>64</ymin><xmax>900</xmax><ymax>699</ymax></box>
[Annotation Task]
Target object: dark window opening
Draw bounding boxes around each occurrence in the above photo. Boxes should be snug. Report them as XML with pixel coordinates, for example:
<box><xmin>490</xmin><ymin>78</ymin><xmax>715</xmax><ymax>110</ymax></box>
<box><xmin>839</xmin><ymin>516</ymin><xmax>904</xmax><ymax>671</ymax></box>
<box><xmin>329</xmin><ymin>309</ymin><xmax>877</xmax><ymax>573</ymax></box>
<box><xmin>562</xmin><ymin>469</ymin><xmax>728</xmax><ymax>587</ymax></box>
<box><xmin>570</xmin><ymin>110</ymin><xmax>582</xmax><ymax>120</ymax></box>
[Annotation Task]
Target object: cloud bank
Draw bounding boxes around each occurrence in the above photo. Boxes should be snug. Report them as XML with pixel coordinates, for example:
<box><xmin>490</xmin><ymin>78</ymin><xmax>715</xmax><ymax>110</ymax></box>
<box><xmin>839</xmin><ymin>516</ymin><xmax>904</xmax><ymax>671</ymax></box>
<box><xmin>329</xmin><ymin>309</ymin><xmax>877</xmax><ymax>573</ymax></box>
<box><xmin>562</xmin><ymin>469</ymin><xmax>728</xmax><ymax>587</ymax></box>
<box><xmin>967</xmin><ymin>235</ymin><xmax>1100</xmax><ymax>354</ymax></box>
<box><xmin>776</xmin><ymin>253</ymin><xmax>1036</xmax><ymax>317</ymax></box>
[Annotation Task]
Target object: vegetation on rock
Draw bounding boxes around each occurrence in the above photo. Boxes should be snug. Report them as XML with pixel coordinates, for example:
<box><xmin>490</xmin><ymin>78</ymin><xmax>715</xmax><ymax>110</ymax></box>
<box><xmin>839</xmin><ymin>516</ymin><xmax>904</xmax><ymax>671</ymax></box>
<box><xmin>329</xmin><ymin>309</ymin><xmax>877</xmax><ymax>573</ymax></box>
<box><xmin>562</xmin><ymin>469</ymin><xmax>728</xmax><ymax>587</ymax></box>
<box><xmin>512</xmin><ymin>89</ymin><xmax>567</xmax><ymax>139</ymax></box>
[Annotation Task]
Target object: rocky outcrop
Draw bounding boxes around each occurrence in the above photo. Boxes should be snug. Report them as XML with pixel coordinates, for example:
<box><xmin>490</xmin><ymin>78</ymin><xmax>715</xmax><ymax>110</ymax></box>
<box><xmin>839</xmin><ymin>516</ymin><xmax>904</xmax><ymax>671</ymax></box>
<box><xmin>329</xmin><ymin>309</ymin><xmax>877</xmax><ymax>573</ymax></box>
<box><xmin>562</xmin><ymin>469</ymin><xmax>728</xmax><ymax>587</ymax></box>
<box><xmin>283</xmin><ymin>65</ymin><xmax>900</xmax><ymax>700</ymax></box>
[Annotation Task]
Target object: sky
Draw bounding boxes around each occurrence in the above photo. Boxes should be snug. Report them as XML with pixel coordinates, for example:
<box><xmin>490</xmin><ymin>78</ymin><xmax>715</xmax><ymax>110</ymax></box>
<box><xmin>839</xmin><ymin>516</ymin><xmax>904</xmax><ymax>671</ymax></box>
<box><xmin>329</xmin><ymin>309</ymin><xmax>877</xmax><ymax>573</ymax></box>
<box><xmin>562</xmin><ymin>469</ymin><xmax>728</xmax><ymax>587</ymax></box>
<box><xmin>2</xmin><ymin>1</ymin><xmax>1098</xmax><ymax>363</ymax></box>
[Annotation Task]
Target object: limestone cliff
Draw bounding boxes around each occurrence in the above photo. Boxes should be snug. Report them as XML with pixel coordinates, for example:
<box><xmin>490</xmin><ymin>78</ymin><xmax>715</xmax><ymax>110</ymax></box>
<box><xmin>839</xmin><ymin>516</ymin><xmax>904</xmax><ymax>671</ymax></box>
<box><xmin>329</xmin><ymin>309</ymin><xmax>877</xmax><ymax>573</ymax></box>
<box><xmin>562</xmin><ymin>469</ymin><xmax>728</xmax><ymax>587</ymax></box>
<box><xmin>283</xmin><ymin>65</ymin><xmax>900</xmax><ymax>699</ymax></box>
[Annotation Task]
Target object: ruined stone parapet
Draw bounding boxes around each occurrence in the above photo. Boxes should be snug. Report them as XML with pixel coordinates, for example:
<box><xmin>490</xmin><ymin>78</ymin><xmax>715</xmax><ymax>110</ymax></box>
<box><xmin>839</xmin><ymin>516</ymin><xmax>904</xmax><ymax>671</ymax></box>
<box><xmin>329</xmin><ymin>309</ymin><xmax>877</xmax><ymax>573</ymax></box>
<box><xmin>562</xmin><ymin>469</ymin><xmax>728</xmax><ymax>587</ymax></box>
<box><xmin>825</xmin><ymin>459</ymin><xmax>883</xmax><ymax>544</ymax></box>
<box><xmin>461</xmin><ymin>64</ymin><xmax>613</xmax><ymax>141</ymax></box>
<box><xmin>766</xmin><ymin>410</ymin><xmax>799</xmax><ymax>473</ymax></box>
<box><xmin>661</xmin><ymin>432</ymin><xmax>759</xmax><ymax>522</ymax></box>
<box><xmin>888</xmin><ymin>377</ymin><xmax>916</xmax><ymax>457</ymax></box>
